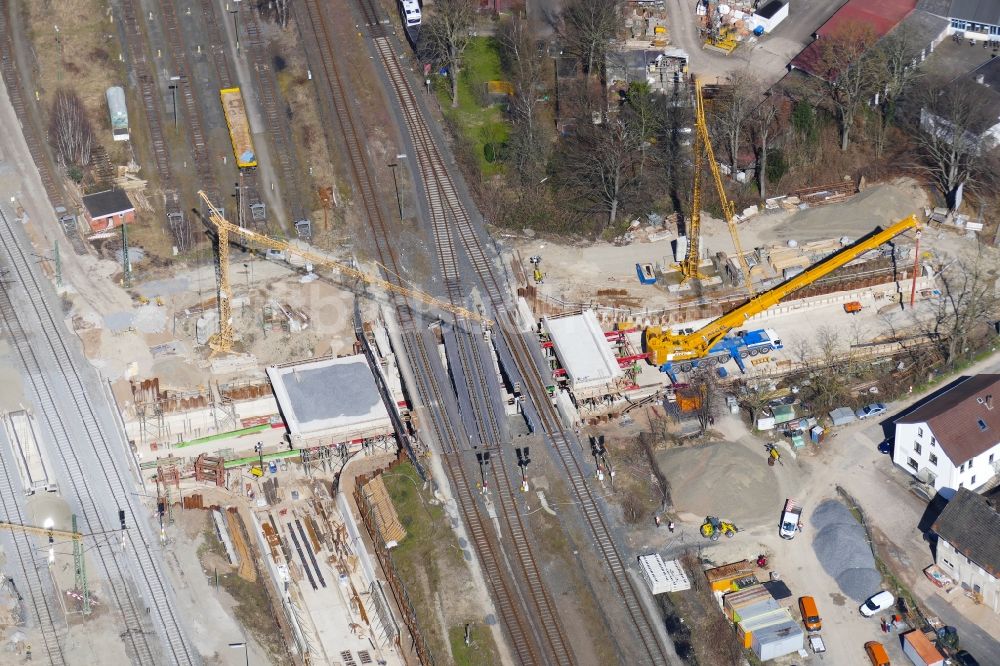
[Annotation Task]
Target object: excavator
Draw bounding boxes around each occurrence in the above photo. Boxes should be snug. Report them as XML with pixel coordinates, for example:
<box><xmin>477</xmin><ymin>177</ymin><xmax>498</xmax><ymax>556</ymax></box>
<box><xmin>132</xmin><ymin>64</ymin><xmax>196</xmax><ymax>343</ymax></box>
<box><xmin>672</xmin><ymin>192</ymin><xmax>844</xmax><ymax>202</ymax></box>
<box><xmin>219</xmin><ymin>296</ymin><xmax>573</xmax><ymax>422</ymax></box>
<box><xmin>197</xmin><ymin>191</ymin><xmax>490</xmax><ymax>354</ymax></box>
<box><xmin>646</xmin><ymin>214</ymin><xmax>920</xmax><ymax>379</ymax></box>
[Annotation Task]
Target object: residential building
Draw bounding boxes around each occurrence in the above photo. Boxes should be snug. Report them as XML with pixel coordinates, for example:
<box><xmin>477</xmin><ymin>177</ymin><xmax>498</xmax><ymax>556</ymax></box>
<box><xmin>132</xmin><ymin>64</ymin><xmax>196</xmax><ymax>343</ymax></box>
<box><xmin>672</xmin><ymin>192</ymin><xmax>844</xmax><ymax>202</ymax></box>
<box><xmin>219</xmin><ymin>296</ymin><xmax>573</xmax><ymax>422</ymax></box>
<box><xmin>931</xmin><ymin>488</ymin><xmax>1000</xmax><ymax>612</ymax></box>
<box><xmin>81</xmin><ymin>189</ymin><xmax>135</xmax><ymax>234</ymax></box>
<box><xmin>918</xmin><ymin>0</ymin><xmax>1000</xmax><ymax>39</ymax></box>
<box><xmin>893</xmin><ymin>375</ymin><xmax>1000</xmax><ymax>492</ymax></box>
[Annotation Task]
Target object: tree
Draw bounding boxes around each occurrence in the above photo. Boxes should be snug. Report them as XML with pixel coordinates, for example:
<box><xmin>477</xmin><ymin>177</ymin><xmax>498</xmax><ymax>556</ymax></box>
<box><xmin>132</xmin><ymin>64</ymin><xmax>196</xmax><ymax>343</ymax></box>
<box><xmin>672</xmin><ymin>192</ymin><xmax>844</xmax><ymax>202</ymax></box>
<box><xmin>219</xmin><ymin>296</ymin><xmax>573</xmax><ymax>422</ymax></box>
<box><xmin>551</xmin><ymin>117</ymin><xmax>644</xmax><ymax>231</ymax></box>
<box><xmin>870</xmin><ymin>25</ymin><xmax>923</xmax><ymax>158</ymax></box>
<box><xmin>809</xmin><ymin>21</ymin><xmax>885</xmax><ymax>151</ymax></box>
<box><xmin>919</xmin><ymin>245</ymin><xmax>1000</xmax><ymax>369</ymax></box>
<box><xmin>49</xmin><ymin>89</ymin><xmax>93</xmax><ymax>168</ymax></box>
<box><xmin>688</xmin><ymin>366</ymin><xmax>719</xmax><ymax>432</ymax></box>
<box><xmin>907</xmin><ymin>78</ymin><xmax>998</xmax><ymax>208</ymax></box>
<box><xmin>560</xmin><ymin>0</ymin><xmax>622</xmax><ymax>80</ymax></box>
<box><xmin>751</xmin><ymin>93</ymin><xmax>780</xmax><ymax>199</ymax></box>
<box><xmin>418</xmin><ymin>0</ymin><xmax>475</xmax><ymax>108</ymax></box>
<box><xmin>497</xmin><ymin>16</ymin><xmax>550</xmax><ymax>184</ymax></box>
<box><xmin>711</xmin><ymin>69</ymin><xmax>759</xmax><ymax>175</ymax></box>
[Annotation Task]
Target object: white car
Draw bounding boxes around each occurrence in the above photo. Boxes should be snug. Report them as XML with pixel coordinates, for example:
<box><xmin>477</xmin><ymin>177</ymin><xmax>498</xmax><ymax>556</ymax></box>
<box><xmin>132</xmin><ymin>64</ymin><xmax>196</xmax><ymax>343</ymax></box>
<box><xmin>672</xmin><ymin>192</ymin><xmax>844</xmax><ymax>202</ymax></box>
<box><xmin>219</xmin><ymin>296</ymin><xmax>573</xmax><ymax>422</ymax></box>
<box><xmin>860</xmin><ymin>590</ymin><xmax>895</xmax><ymax>617</ymax></box>
<box><xmin>855</xmin><ymin>402</ymin><xmax>887</xmax><ymax>420</ymax></box>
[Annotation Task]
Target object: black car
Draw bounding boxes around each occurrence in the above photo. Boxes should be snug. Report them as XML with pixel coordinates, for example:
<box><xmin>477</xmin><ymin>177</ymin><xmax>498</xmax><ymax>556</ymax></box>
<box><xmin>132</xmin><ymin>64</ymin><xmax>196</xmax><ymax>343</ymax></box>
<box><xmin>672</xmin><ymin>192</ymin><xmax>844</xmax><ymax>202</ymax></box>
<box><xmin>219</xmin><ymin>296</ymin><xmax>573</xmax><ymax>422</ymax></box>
<box><xmin>954</xmin><ymin>650</ymin><xmax>980</xmax><ymax>666</ymax></box>
<box><xmin>878</xmin><ymin>441</ymin><xmax>892</xmax><ymax>454</ymax></box>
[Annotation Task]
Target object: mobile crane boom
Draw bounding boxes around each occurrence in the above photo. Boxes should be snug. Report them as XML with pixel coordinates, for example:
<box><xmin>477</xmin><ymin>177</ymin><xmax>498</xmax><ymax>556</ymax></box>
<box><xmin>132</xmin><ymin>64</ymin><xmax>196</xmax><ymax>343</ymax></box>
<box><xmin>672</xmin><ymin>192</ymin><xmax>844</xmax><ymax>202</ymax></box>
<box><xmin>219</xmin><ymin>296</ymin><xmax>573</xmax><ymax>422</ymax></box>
<box><xmin>198</xmin><ymin>191</ymin><xmax>490</xmax><ymax>354</ymax></box>
<box><xmin>682</xmin><ymin>78</ymin><xmax>754</xmax><ymax>296</ymax></box>
<box><xmin>647</xmin><ymin>214</ymin><xmax>920</xmax><ymax>365</ymax></box>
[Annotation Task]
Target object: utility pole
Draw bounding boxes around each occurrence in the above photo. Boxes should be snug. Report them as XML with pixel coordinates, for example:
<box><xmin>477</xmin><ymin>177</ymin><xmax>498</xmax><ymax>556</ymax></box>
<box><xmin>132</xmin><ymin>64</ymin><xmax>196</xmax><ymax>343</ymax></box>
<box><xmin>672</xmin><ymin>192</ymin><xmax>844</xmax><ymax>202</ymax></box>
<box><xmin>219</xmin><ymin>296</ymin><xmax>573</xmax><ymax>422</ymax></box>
<box><xmin>72</xmin><ymin>514</ymin><xmax>90</xmax><ymax>615</ymax></box>
<box><xmin>230</xmin><ymin>1</ymin><xmax>241</xmax><ymax>53</ymax></box>
<box><xmin>53</xmin><ymin>240</ymin><xmax>61</xmax><ymax>288</ymax></box>
<box><xmin>387</xmin><ymin>163</ymin><xmax>402</xmax><ymax>220</ymax></box>
<box><xmin>121</xmin><ymin>221</ymin><xmax>132</xmax><ymax>287</ymax></box>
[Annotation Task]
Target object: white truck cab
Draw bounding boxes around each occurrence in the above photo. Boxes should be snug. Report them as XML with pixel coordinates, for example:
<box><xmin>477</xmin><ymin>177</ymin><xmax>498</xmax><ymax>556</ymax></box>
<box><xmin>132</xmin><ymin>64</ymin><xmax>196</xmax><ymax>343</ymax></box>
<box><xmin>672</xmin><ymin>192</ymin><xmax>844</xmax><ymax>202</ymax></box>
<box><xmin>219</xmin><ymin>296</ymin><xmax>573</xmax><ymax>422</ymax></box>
<box><xmin>400</xmin><ymin>0</ymin><xmax>421</xmax><ymax>26</ymax></box>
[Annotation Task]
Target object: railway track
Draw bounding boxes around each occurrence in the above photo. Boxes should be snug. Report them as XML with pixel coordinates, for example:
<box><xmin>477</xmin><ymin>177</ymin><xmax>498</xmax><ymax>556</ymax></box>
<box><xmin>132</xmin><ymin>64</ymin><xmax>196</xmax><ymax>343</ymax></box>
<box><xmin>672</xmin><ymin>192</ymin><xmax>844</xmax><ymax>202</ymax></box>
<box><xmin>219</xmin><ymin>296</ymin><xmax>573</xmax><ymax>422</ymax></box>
<box><xmin>0</xmin><ymin>432</ymin><xmax>66</xmax><ymax>665</ymax></box>
<box><xmin>119</xmin><ymin>0</ymin><xmax>190</xmax><ymax>251</ymax></box>
<box><xmin>0</xmin><ymin>206</ymin><xmax>197</xmax><ymax>665</ymax></box>
<box><xmin>237</xmin><ymin>2</ymin><xmax>304</xmax><ymax>225</ymax></box>
<box><xmin>0</xmin><ymin>4</ymin><xmax>65</xmax><ymax>210</ymax></box>
<box><xmin>352</xmin><ymin>3</ymin><xmax>672</xmax><ymax>663</ymax></box>
<box><xmin>292</xmin><ymin>0</ymin><xmax>561</xmax><ymax>662</ymax></box>
<box><xmin>158</xmin><ymin>0</ymin><xmax>220</xmax><ymax>210</ymax></box>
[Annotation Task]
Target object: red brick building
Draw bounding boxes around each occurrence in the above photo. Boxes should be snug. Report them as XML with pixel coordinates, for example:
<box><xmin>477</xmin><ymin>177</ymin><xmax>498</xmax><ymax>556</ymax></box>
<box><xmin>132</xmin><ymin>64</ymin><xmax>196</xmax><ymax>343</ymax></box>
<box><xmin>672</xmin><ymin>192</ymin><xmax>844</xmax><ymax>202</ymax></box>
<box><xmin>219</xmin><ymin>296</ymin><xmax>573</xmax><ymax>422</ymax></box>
<box><xmin>82</xmin><ymin>189</ymin><xmax>135</xmax><ymax>234</ymax></box>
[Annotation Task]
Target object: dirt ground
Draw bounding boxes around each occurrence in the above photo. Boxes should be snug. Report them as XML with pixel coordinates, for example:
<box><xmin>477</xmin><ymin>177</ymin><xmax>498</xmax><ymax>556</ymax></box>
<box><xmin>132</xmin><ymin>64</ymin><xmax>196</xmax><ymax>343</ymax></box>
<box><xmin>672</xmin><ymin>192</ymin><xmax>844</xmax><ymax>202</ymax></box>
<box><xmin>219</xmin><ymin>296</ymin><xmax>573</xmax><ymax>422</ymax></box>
<box><xmin>510</xmin><ymin>178</ymin><xmax>957</xmax><ymax>311</ymax></box>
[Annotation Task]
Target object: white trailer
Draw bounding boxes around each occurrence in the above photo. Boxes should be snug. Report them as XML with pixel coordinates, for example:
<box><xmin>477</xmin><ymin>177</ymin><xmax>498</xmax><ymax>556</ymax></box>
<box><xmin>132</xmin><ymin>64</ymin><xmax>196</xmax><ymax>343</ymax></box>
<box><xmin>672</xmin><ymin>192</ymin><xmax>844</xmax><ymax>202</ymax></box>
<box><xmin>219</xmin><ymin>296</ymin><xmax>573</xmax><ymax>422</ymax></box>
<box><xmin>4</xmin><ymin>410</ymin><xmax>57</xmax><ymax>495</ymax></box>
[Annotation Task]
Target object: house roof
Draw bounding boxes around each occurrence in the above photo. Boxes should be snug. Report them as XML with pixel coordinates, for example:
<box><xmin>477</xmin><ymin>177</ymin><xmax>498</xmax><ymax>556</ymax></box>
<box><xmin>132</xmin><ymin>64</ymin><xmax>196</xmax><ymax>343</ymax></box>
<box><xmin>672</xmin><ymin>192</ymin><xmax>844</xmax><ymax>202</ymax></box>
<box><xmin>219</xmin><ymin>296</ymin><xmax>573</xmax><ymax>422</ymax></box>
<box><xmin>897</xmin><ymin>375</ymin><xmax>1000</xmax><ymax>464</ymax></box>
<box><xmin>790</xmin><ymin>0</ymin><xmax>918</xmax><ymax>76</ymax></box>
<box><xmin>932</xmin><ymin>488</ymin><xmax>1000</xmax><ymax>577</ymax></box>
<box><xmin>917</xmin><ymin>0</ymin><xmax>954</xmax><ymax>16</ymax></box>
<box><xmin>82</xmin><ymin>189</ymin><xmax>134</xmax><ymax>219</ymax></box>
<box><xmin>948</xmin><ymin>0</ymin><xmax>1000</xmax><ymax>24</ymax></box>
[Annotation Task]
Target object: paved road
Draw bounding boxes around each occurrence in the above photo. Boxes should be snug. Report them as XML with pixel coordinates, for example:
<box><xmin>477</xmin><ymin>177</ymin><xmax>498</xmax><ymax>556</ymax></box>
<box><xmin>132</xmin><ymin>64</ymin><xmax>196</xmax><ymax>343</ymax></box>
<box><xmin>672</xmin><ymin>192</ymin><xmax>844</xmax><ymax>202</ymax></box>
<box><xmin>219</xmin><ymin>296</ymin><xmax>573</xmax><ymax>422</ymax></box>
<box><xmin>664</xmin><ymin>0</ymin><xmax>848</xmax><ymax>86</ymax></box>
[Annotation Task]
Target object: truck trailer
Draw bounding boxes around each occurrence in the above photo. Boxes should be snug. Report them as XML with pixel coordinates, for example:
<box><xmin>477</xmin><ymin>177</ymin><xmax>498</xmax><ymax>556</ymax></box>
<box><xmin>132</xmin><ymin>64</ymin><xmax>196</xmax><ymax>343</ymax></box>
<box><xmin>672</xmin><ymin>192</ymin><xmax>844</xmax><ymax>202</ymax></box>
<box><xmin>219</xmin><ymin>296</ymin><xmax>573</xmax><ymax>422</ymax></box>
<box><xmin>4</xmin><ymin>410</ymin><xmax>57</xmax><ymax>495</ymax></box>
<box><xmin>659</xmin><ymin>328</ymin><xmax>782</xmax><ymax>381</ymax></box>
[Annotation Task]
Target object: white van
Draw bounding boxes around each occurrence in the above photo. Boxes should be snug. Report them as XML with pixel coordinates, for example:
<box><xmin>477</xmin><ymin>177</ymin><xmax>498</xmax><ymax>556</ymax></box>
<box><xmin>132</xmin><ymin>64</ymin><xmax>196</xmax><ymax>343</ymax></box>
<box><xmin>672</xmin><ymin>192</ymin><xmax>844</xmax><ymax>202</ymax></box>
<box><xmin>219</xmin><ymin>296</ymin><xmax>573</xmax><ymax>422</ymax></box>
<box><xmin>400</xmin><ymin>0</ymin><xmax>421</xmax><ymax>27</ymax></box>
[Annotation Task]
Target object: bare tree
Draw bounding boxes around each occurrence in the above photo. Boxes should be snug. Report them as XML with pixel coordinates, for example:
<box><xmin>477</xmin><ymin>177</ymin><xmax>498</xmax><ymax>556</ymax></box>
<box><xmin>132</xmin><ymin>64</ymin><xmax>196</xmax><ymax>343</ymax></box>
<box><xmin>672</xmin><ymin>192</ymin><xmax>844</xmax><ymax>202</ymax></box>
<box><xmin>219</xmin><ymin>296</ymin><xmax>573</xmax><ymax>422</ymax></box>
<box><xmin>688</xmin><ymin>366</ymin><xmax>719</xmax><ymax>432</ymax></box>
<box><xmin>733</xmin><ymin>378</ymin><xmax>774</xmax><ymax>424</ymax></box>
<box><xmin>919</xmin><ymin>245</ymin><xmax>1000</xmax><ymax>368</ymax></box>
<box><xmin>418</xmin><ymin>0</ymin><xmax>475</xmax><ymax>108</ymax></box>
<box><xmin>711</xmin><ymin>69</ymin><xmax>759</xmax><ymax>175</ymax></box>
<box><xmin>792</xmin><ymin>326</ymin><xmax>859</xmax><ymax>413</ymax></box>
<box><xmin>497</xmin><ymin>16</ymin><xmax>550</xmax><ymax>184</ymax></box>
<box><xmin>258</xmin><ymin>0</ymin><xmax>290</xmax><ymax>27</ymax></box>
<box><xmin>560</xmin><ymin>0</ymin><xmax>622</xmax><ymax>80</ymax></box>
<box><xmin>751</xmin><ymin>93</ymin><xmax>780</xmax><ymax>199</ymax></box>
<box><xmin>870</xmin><ymin>25</ymin><xmax>923</xmax><ymax>158</ymax></box>
<box><xmin>908</xmin><ymin>77</ymin><xmax>998</xmax><ymax>208</ymax></box>
<box><xmin>551</xmin><ymin>117</ymin><xmax>644</xmax><ymax>230</ymax></box>
<box><xmin>809</xmin><ymin>20</ymin><xmax>885</xmax><ymax>151</ymax></box>
<box><xmin>49</xmin><ymin>89</ymin><xmax>93</xmax><ymax>168</ymax></box>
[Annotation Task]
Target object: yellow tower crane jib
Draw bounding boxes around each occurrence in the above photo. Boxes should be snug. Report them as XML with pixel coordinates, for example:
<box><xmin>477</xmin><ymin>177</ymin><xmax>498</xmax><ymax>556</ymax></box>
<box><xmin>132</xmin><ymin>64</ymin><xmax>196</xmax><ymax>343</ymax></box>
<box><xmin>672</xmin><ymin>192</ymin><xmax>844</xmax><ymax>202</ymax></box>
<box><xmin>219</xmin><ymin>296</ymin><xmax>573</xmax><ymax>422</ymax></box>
<box><xmin>197</xmin><ymin>191</ymin><xmax>490</xmax><ymax>356</ymax></box>
<box><xmin>647</xmin><ymin>214</ymin><xmax>920</xmax><ymax>366</ymax></box>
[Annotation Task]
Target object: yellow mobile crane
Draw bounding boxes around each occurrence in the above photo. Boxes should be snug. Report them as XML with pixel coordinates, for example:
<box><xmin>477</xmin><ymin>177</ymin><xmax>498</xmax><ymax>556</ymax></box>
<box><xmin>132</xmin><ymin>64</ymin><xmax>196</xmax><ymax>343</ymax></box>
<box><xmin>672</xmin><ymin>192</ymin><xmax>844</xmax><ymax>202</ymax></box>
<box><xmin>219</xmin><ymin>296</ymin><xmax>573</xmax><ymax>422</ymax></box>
<box><xmin>197</xmin><ymin>191</ymin><xmax>490</xmax><ymax>354</ymax></box>
<box><xmin>648</xmin><ymin>214</ymin><xmax>920</xmax><ymax>371</ymax></box>
<box><xmin>681</xmin><ymin>78</ymin><xmax>755</xmax><ymax>297</ymax></box>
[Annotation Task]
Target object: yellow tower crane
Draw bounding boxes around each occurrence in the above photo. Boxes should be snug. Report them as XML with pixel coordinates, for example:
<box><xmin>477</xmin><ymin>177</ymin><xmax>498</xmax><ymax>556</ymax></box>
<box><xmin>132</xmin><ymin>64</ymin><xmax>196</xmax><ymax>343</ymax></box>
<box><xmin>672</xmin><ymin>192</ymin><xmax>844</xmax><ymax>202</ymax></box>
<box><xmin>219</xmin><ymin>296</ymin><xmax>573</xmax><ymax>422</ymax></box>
<box><xmin>649</xmin><ymin>214</ymin><xmax>920</xmax><ymax>366</ymax></box>
<box><xmin>197</xmin><ymin>191</ymin><xmax>490</xmax><ymax>354</ymax></box>
<box><xmin>681</xmin><ymin>78</ymin><xmax>755</xmax><ymax>297</ymax></box>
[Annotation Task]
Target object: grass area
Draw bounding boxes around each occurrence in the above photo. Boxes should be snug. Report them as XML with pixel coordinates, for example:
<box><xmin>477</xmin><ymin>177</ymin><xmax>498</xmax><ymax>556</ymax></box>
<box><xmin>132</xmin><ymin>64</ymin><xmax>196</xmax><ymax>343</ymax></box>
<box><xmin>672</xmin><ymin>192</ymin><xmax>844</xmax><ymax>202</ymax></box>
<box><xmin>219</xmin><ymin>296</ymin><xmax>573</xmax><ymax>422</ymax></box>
<box><xmin>432</xmin><ymin>37</ymin><xmax>509</xmax><ymax>177</ymax></box>
<box><xmin>448</xmin><ymin>623</ymin><xmax>497</xmax><ymax>666</ymax></box>
<box><xmin>382</xmin><ymin>463</ymin><xmax>500</xmax><ymax>665</ymax></box>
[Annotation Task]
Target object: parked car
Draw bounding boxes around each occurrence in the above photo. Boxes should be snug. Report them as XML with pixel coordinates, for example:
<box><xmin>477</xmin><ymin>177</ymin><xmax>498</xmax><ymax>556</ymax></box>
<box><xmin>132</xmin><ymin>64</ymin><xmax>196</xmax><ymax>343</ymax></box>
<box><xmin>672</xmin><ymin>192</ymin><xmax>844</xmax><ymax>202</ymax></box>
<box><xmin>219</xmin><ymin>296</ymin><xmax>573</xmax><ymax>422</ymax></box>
<box><xmin>864</xmin><ymin>641</ymin><xmax>890</xmax><ymax>666</ymax></box>
<box><xmin>856</xmin><ymin>402</ymin><xmax>887</xmax><ymax>420</ymax></box>
<box><xmin>954</xmin><ymin>650</ymin><xmax>980</xmax><ymax>666</ymax></box>
<box><xmin>878</xmin><ymin>441</ymin><xmax>892</xmax><ymax>454</ymax></box>
<box><xmin>798</xmin><ymin>596</ymin><xmax>822</xmax><ymax>631</ymax></box>
<box><xmin>860</xmin><ymin>590</ymin><xmax>895</xmax><ymax>617</ymax></box>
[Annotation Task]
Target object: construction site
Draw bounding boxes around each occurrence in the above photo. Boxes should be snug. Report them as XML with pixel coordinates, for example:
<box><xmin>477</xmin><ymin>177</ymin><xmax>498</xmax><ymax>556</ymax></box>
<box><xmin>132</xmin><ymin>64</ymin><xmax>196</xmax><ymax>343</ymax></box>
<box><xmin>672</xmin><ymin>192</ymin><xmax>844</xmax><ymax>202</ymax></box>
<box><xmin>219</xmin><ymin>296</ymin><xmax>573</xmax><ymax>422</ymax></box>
<box><xmin>0</xmin><ymin>0</ymin><xmax>997</xmax><ymax>663</ymax></box>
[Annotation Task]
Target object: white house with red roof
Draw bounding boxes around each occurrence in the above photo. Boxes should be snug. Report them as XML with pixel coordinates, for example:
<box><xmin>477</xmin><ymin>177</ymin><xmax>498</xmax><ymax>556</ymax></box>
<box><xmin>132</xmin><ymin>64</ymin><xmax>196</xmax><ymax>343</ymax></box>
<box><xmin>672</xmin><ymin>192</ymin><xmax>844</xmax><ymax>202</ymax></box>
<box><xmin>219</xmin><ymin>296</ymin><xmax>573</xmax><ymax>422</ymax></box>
<box><xmin>893</xmin><ymin>375</ymin><xmax>1000</xmax><ymax>493</ymax></box>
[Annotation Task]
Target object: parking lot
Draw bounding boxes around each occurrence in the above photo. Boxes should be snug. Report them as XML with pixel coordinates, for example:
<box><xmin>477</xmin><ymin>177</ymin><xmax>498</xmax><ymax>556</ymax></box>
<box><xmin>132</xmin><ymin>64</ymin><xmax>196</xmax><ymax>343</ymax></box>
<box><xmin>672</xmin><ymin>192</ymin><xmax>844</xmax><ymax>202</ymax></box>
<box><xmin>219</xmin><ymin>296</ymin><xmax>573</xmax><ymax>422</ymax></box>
<box><xmin>653</xmin><ymin>364</ymin><xmax>1000</xmax><ymax>665</ymax></box>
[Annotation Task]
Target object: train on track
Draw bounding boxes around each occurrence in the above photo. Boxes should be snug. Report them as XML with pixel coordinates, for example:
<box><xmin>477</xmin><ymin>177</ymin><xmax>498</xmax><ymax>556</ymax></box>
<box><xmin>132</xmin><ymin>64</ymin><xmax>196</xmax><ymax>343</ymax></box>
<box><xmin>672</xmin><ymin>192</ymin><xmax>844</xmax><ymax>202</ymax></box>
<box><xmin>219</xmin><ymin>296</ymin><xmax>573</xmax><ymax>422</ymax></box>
<box><xmin>220</xmin><ymin>87</ymin><xmax>257</xmax><ymax>169</ymax></box>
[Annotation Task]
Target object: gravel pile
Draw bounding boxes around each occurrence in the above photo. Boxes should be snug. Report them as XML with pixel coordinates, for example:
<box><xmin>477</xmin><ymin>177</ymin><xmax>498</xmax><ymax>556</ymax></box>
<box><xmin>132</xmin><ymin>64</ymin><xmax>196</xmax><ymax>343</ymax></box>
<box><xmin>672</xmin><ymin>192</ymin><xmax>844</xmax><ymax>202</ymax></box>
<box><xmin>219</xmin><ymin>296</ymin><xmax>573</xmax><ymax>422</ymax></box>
<box><xmin>811</xmin><ymin>499</ymin><xmax>881</xmax><ymax>602</ymax></box>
